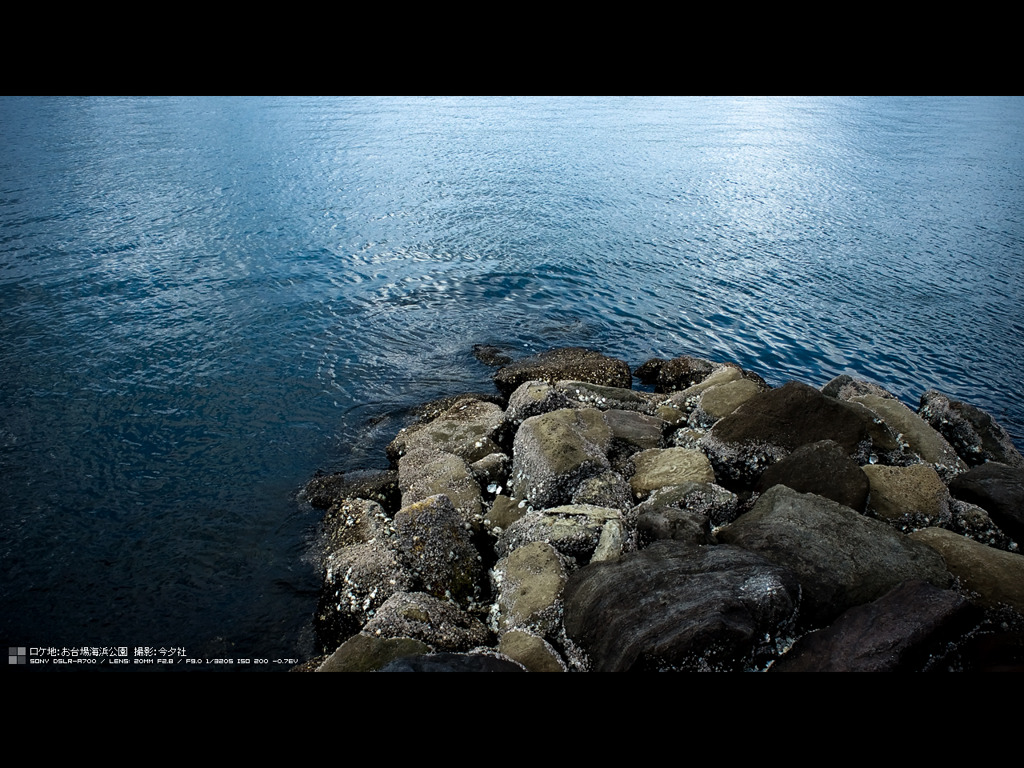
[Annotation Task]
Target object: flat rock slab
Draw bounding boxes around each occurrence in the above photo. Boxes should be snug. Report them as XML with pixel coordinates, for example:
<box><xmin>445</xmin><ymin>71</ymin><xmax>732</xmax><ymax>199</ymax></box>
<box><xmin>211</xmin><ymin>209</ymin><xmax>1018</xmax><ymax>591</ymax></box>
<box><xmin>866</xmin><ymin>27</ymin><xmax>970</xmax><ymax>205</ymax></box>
<box><xmin>718</xmin><ymin>485</ymin><xmax>952</xmax><ymax>628</ymax></box>
<box><xmin>770</xmin><ymin>580</ymin><xmax>977</xmax><ymax>672</ymax></box>
<box><xmin>562</xmin><ymin>540</ymin><xmax>800</xmax><ymax>672</ymax></box>
<box><xmin>494</xmin><ymin>347</ymin><xmax>632</xmax><ymax>398</ymax></box>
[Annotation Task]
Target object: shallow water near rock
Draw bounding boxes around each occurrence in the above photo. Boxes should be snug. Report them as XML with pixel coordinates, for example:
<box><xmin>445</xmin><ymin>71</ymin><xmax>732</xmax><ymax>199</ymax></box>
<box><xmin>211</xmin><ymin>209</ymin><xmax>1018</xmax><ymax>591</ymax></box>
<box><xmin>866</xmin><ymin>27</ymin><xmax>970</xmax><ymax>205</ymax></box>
<box><xmin>1</xmin><ymin>96</ymin><xmax>1022</xmax><ymax>668</ymax></box>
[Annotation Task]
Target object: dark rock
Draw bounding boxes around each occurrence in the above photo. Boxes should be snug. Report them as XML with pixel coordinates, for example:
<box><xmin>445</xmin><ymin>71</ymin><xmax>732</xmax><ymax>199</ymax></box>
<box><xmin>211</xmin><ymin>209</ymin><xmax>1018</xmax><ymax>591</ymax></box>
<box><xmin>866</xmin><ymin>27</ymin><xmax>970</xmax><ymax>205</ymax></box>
<box><xmin>821</xmin><ymin>374</ymin><xmax>899</xmax><ymax>401</ymax></box>
<box><xmin>472</xmin><ymin>344</ymin><xmax>512</xmax><ymax>367</ymax></box>
<box><xmin>601</xmin><ymin>409</ymin><xmax>667</xmax><ymax>472</ymax></box>
<box><xmin>770</xmin><ymin>580</ymin><xmax>978</xmax><ymax>672</ymax></box>
<box><xmin>301</xmin><ymin>469</ymin><xmax>400</xmax><ymax>512</ymax></box>
<box><xmin>947</xmin><ymin>462</ymin><xmax>1024</xmax><ymax>544</ymax></box>
<box><xmin>562</xmin><ymin>540</ymin><xmax>800</xmax><ymax>671</ymax></box>
<box><xmin>919</xmin><ymin>389</ymin><xmax>1024</xmax><ymax>469</ymax></box>
<box><xmin>635</xmin><ymin>481</ymin><xmax>739</xmax><ymax>538</ymax></box>
<box><xmin>699</xmin><ymin>381</ymin><xmax>878</xmax><ymax>487</ymax></box>
<box><xmin>493</xmin><ymin>347</ymin><xmax>632</xmax><ymax>398</ymax></box>
<box><xmin>643</xmin><ymin>355</ymin><xmax>717</xmax><ymax>394</ymax></box>
<box><xmin>718</xmin><ymin>485</ymin><xmax>952</xmax><ymax>629</ymax></box>
<box><xmin>755</xmin><ymin>439</ymin><xmax>870</xmax><ymax>512</ymax></box>
<box><xmin>634</xmin><ymin>357</ymin><xmax>668</xmax><ymax>387</ymax></box>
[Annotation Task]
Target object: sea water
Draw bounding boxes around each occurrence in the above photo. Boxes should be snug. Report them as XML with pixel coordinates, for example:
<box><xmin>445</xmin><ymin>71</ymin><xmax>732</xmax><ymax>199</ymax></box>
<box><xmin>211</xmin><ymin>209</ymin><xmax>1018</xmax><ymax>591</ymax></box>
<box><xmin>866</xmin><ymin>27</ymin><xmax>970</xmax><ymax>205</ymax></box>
<box><xmin>2</xmin><ymin>96</ymin><xmax>1022</xmax><ymax>665</ymax></box>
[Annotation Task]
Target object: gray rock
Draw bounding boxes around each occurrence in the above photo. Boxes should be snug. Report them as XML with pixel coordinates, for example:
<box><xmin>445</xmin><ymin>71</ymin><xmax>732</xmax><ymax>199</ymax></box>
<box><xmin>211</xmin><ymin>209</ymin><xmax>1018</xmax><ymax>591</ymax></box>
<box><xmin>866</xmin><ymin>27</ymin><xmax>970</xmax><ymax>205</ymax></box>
<box><xmin>316</xmin><ymin>540</ymin><xmax>414</xmax><ymax>651</ymax></box>
<box><xmin>490</xmin><ymin>540</ymin><xmax>569</xmax><ymax>636</ymax></box>
<box><xmin>570</xmin><ymin>470</ymin><xmax>634</xmax><ymax>511</ymax></box>
<box><xmin>562</xmin><ymin>540</ymin><xmax>801</xmax><ymax>672</ymax></box>
<box><xmin>821</xmin><ymin>374</ymin><xmax>899</xmax><ymax>402</ymax></box>
<box><xmin>387</xmin><ymin>397</ymin><xmax>505</xmax><ymax>465</ymax></box>
<box><xmin>398</xmin><ymin>447</ymin><xmax>484</xmax><ymax>524</ymax></box>
<box><xmin>919</xmin><ymin>389</ymin><xmax>1024</xmax><ymax>469</ymax></box>
<box><xmin>510</xmin><ymin>408</ymin><xmax>612</xmax><ymax>509</ymax></box>
<box><xmin>392</xmin><ymin>494</ymin><xmax>484</xmax><ymax>605</ymax></box>
<box><xmin>505</xmin><ymin>381</ymin><xmax>577</xmax><ymax>427</ymax></box>
<box><xmin>318</xmin><ymin>498</ymin><xmax>395</xmax><ymax>554</ymax></box>
<box><xmin>495</xmin><ymin>504</ymin><xmax>622</xmax><ymax>564</ymax></box>
<box><xmin>555</xmin><ymin>380</ymin><xmax>658</xmax><ymax>413</ymax></box>
<box><xmin>494</xmin><ymin>347</ymin><xmax>631</xmax><ymax>398</ymax></box>
<box><xmin>718</xmin><ymin>485</ymin><xmax>952</xmax><ymax>628</ymax></box>
<box><xmin>770</xmin><ymin>580</ymin><xmax>977</xmax><ymax>672</ymax></box>
<box><xmin>361</xmin><ymin>591</ymin><xmax>491</xmax><ymax>652</ymax></box>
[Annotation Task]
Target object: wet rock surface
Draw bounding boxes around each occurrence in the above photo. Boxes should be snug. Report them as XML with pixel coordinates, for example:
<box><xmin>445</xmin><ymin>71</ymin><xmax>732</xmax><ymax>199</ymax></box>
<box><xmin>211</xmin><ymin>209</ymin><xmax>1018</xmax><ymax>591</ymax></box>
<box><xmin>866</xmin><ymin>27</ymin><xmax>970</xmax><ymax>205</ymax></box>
<box><xmin>302</xmin><ymin>345</ymin><xmax>1024</xmax><ymax>672</ymax></box>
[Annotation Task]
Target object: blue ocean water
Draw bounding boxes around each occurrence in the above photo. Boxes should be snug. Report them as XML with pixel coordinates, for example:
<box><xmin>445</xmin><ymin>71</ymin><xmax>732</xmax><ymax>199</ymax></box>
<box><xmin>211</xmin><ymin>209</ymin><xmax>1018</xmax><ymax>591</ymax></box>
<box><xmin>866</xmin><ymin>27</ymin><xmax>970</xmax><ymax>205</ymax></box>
<box><xmin>2</xmin><ymin>96</ymin><xmax>1022</xmax><ymax>666</ymax></box>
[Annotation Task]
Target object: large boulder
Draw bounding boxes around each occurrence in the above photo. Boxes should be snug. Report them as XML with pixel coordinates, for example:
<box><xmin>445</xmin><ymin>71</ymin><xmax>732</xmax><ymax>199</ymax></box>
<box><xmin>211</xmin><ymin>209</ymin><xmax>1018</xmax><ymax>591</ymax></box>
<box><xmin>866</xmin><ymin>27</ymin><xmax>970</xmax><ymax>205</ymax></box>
<box><xmin>628</xmin><ymin>447</ymin><xmax>716</xmax><ymax>501</ymax></box>
<box><xmin>947</xmin><ymin>462</ymin><xmax>1024</xmax><ymax>545</ymax></box>
<box><xmin>770</xmin><ymin>580</ymin><xmax>977</xmax><ymax>672</ymax></box>
<box><xmin>494</xmin><ymin>347</ymin><xmax>631</xmax><ymax>398</ymax></box>
<box><xmin>919</xmin><ymin>389</ymin><xmax>1024</xmax><ymax>469</ymax></box>
<box><xmin>754</xmin><ymin>439</ymin><xmax>870</xmax><ymax>512</ymax></box>
<box><xmin>510</xmin><ymin>408</ymin><xmax>612</xmax><ymax>509</ymax></box>
<box><xmin>699</xmin><ymin>381</ymin><xmax>879</xmax><ymax>487</ymax></box>
<box><xmin>718</xmin><ymin>485</ymin><xmax>952</xmax><ymax>628</ymax></box>
<box><xmin>387</xmin><ymin>396</ymin><xmax>506</xmax><ymax>465</ymax></box>
<box><xmin>562</xmin><ymin>540</ymin><xmax>801</xmax><ymax>672</ymax></box>
<box><xmin>361</xmin><ymin>591</ymin><xmax>491</xmax><ymax>652</ymax></box>
<box><xmin>861</xmin><ymin>463</ymin><xmax>953</xmax><ymax>530</ymax></box>
<box><xmin>490</xmin><ymin>540</ymin><xmax>569</xmax><ymax>636</ymax></box>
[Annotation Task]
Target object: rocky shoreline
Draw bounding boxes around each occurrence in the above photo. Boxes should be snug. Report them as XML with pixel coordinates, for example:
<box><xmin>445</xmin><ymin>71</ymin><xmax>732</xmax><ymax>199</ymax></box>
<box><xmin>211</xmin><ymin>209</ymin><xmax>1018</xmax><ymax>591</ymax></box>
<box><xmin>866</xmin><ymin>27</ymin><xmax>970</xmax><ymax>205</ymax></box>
<box><xmin>297</xmin><ymin>346</ymin><xmax>1024</xmax><ymax>672</ymax></box>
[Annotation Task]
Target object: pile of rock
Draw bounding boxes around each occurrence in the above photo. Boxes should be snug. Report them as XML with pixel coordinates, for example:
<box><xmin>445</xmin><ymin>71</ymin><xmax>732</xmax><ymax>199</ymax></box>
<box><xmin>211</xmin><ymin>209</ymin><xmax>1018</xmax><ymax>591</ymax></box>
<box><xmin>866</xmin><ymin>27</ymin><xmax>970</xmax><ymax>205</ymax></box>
<box><xmin>300</xmin><ymin>347</ymin><xmax>1024</xmax><ymax>672</ymax></box>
